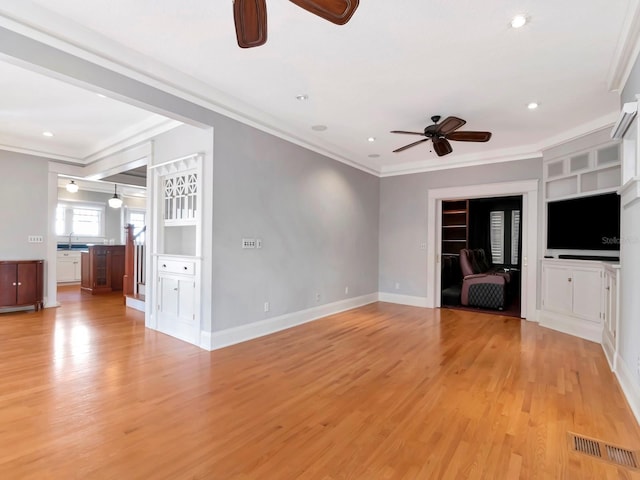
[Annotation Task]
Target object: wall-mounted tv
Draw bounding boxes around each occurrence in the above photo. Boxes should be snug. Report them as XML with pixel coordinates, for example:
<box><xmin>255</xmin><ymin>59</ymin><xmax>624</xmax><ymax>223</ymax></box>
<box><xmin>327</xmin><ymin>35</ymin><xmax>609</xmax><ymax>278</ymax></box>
<box><xmin>547</xmin><ymin>193</ymin><xmax>621</xmax><ymax>251</ymax></box>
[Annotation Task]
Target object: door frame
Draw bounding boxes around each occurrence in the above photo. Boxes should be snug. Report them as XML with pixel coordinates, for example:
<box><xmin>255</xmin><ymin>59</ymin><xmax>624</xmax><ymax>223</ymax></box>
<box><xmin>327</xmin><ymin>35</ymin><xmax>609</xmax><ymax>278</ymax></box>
<box><xmin>426</xmin><ymin>179</ymin><xmax>539</xmax><ymax>319</ymax></box>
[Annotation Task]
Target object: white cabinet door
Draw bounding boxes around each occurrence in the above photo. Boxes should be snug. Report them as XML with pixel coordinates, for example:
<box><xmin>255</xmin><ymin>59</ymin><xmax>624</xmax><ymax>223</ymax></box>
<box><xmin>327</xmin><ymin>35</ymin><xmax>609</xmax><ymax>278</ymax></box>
<box><xmin>571</xmin><ymin>267</ymin><xmax>602</xmax><ymax>323</ymax></box>
<box><xmin>57</xmin><ymin>257</ymin><xmax>75</xmax><ymax>282</ymax></box>
<box><xmin>542</xmin><ymin>264</ymin><xmax>573</xmax><ymax>314</ymax></box>
<box><xmin>157</xmin><ymin>275</ymin><xmax>197</xmax><ymax>345</ymax></box>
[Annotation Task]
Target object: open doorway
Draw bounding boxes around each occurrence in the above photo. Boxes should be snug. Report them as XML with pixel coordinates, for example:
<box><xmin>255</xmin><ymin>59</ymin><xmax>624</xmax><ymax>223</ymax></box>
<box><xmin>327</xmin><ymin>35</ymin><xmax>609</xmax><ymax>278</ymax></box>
<box><xmin>426</xmin><ymin>180</ymin><xmax>539</xmax><ymax>320</ymax></box>
<box><xmin>441</xmin><ymin>196</ymin><xmax>522</xmax><ymax>317</ymax></box>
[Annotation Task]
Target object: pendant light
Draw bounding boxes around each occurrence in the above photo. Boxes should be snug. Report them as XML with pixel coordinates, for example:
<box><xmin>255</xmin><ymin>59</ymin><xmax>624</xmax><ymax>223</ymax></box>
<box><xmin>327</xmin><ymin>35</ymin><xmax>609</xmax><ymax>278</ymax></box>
<box><xmin>66</xmin><ymin>180</ymin><xmax>79</xmax><ymax>193</ymax></box>
<box><xmin>108</xmin><ymin>184</ymin><xmax>123</xmax><ymax>209</ymax></box>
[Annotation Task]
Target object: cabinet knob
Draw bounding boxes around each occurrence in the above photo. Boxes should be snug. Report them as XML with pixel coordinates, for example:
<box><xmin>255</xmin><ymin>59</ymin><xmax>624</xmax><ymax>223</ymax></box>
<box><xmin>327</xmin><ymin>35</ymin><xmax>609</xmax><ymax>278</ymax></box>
<box><xmin>568</xmin><ymin>278</ymin><xmax>572</xmax><ymax>282</ymax></box>
<box><xmin>12</xmin><ymin>282</ymin><xmax>16</xmax><ymax>286</ymax></box>
<box><xmin>606</xmin><ymin>286</ymin><xmax>610</xmax><ymax>291</ymax></box>
<box><xmin>183</xmin><ymin>266</ymin><xmax>187</xmax><ymax>270</ymax></box>
<box><xmin>173</xmin><ymin>288</ymin><xmax>178</xmax><ymax>291</ymax></box>
<box><xmin>17</xmin><ymin>282</ymin><xmax>21</xmax><ymax>286</ymax></box>
<box><xmin>162</xmin><ymin>264</ymin><xmax>167</xmax><ymax>268</ymax></box>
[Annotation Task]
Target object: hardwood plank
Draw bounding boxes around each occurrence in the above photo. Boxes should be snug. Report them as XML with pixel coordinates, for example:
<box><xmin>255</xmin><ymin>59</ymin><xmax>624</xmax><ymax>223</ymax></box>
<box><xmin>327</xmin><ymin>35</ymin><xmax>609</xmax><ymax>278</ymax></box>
<box><xmin>0</xmin><ymin>286</ymin><xmax>638</xmax><ymax>478</ymax></box>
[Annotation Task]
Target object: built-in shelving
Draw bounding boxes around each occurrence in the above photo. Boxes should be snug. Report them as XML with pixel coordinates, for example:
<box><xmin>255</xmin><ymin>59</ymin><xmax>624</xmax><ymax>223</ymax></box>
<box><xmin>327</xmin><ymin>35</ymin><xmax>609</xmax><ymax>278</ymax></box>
<box><xmin>545</xmin><ymin>142</ymin><xmax>621</xmax><ymax>201</ymax></box>
<box><xmin>441</xmin><ymin>200</ymin><xmax>468</xmax><ymax>255</ymax></box>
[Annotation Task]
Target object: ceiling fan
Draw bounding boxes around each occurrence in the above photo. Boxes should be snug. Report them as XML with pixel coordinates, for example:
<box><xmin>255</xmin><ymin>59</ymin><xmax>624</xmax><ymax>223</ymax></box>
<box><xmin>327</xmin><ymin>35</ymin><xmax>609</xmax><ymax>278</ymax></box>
<box><xmin>391</xmin><ymin>115</ymin><xmax>492</xmax><ymax>157</ymax></box>
<box><xmin>233</xmin><ymin>0</ymin><xmax>359</xmax><ymax>48</ymax></box>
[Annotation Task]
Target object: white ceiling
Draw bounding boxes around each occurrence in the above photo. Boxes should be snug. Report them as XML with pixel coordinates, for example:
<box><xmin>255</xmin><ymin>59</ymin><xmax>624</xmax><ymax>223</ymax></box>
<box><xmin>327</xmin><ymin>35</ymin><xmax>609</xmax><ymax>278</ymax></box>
<box><xmin>0</xmin><ymin>0</ymin><xmax>634</xmax><ymax>174</ymax></box>
<box><xmin>0</xmin><ymin>60</ymin><xmax>172</xmax><ymax>162</ymax></box>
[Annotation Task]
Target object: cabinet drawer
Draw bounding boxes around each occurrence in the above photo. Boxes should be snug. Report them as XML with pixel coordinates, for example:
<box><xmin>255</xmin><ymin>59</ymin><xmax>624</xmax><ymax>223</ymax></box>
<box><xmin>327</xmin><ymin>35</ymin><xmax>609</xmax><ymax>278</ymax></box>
<box><xmin>158</xmin><ymin>259</ymin><xmax>195</xmax><ymax>275</ymax></box>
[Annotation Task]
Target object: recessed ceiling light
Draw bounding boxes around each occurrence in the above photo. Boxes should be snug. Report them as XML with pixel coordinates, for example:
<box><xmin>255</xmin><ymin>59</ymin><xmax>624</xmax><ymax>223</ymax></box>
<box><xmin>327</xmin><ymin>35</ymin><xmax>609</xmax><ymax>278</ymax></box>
<box><xmin>510</xmin><ymin>14</ymin><xmax>528</xmax><ymax>29</ymax></box>
<box><xmin>368</xmin><ymin>154</ymin><xmax>380</xmax><ymax>158</ymax></box>
<box><xmin>296</xmin><ymin>94</ymin><xmax>309</xmax><ymax>101</ymax></box>
<box><xmin>42</xmin><ymin>131</ymin><xmax>54</xmax><ymax>137</ymax></box>
<box><xmin>368</xmin><ymin>137</ymin><xmax>376</xmax><ymax>142</ymax></box>
<box><xmin>527</xmin><ymin>102</ymin><xmax>539</xmax><ymax>110</ymax></box>
<box><xmin>311</xmin><ymin>125</ymin><xmax>328</xmax><ymax>131</ymax></box>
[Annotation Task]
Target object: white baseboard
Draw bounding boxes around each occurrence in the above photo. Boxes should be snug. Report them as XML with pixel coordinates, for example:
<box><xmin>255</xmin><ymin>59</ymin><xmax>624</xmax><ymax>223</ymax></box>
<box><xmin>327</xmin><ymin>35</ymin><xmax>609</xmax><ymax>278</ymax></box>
<box><xmin>199</xmin><ymin>330</ymin><xmax>213</xmax><ymax>351</ymax></box>
<box><xmin>614</xmin><ymin>352</ymin><xmax>640</xmax><ymax>425</ymax></box>
<box><xmin>206</xmin><ymin>293</ymin><xmax>379</xmax><ymax>351</ymax></box>
<box><xmin>125</xmin><ymin>296</ymin><xmax>145</xmax><ymax>312</ymax></box>
<box><xmin>538</xmin><ymin>310</ymin><xmax>602</xmax><ymax>343</ymax></box>
<box><xmin>378</xmin><ymin>292</ymin><xmax>429</xmax><ymax>308</ymax></box>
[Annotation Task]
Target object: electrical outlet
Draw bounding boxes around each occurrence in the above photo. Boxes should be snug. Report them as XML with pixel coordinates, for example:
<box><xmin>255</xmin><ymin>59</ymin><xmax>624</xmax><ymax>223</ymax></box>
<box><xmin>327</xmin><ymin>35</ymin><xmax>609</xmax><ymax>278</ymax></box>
<box><xmin>345</xmin><ymin>286</ymin><xmax>349</xmax><ymax>295</ymax></box>
<box><xmin>264</xmin><ymin>301</ymin><xmax>270</xmax><ymax>313</ymax></box>
<box><xmin>242</xmin><ymin>238</ymin><xmax>256</xmax><ymax>249</ymax></box>
<box><xmin>256</xmin><ymin>238</ymin><xmax>262</xmax><ymax>249</ymax></box>
<box><xmin>395</xmin><ymin>282</ymin><xmax>400</xmax><ymax>290</ymax></box>
<box><xmin>420</xmin><ymin>242</ymin><xmax>427</xmax><ymax>250</ymax></box>
<box><xmin>28</xmin><ymin>235</ymin><xmax>44</xmax><ymax>243</ymax></box>
<box><xmin>315</xmin><ymin>293</ymin><xmax>321</xmax><ymax>302</ymax></box>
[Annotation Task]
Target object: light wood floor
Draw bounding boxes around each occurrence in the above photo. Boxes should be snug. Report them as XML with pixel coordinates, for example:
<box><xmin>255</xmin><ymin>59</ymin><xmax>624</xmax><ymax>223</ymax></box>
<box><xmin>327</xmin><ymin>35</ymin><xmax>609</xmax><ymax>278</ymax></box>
<box><xmin>0</xmin><ymin>286</ymin><xmax>639</xmax><ymax>479</ymax></box>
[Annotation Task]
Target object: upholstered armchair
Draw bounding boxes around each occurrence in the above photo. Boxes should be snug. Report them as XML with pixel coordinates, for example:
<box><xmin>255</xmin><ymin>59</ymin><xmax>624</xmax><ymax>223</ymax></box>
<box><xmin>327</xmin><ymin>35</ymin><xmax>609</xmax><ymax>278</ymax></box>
<box><xmin>459</xmin><ymin>248</ymin><xmax>507</xmax><ymax>310</ymax></box>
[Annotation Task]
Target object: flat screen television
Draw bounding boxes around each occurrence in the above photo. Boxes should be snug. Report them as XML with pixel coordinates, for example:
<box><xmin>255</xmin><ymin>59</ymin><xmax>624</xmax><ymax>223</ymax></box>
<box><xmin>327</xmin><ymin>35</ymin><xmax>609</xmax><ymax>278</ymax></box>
<box><xmin>547</xmin><ymin>193</ymin><xmax>620</xmax><ymax>250</ymax></box>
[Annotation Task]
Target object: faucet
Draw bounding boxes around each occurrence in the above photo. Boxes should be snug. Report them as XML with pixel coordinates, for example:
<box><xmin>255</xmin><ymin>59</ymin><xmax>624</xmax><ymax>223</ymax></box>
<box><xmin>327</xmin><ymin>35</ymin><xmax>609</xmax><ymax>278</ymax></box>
<box><xmin>68</xmin><ymin>232</ymin><xmax>74</xmax><ymax>249</ymax></box>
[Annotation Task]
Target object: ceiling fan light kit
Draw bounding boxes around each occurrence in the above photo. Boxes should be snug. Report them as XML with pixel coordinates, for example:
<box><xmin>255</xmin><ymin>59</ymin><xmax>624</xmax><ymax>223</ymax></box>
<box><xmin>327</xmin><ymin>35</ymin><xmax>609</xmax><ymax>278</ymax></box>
<box><xmin>391</xmin><ymin>115</ymin><xmax>492</xmax><ymax>157</ymax></box>
<box><xmin>233</xmin><ymin>0</ymin><xmax>359</xmax><ymax>48</ymax></box>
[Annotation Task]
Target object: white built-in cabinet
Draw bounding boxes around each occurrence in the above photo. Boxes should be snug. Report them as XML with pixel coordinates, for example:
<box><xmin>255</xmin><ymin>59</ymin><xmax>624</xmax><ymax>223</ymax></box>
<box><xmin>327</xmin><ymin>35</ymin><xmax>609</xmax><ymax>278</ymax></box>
<box><xmin>56</xmin><ymin>251</ymin><xmax>81</xmax><ymax>283</ymax></box>
<box><xmin>540</xmin><ymin>259</ymin><xmax>619</xmax><ymax>346</ymax></box>
<box><xmin>150</xmin><ymin>153</ymin><xmax>203</xmax><ymax>347</ymax></box>
<box><xmin>545</xmin><ymin>143</ymin><xmax>620</xmax><ymax>201</ymax></box>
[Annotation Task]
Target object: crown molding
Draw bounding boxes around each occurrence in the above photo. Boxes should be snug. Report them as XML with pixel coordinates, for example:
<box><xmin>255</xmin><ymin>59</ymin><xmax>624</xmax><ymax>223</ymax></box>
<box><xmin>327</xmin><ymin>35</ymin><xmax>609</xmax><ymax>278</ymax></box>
<box><xmin>608</xmin><ymin>0</ymin><xmax>640</xmax><ymax>91</ymax></box>
<box><xmin>379</xmin><ymin>146</ymin><xmax>542</xmax><ymax>178</ymax></box>
<box><xmin>0</xmin><ymin>143</ymin><xmax>81</xmax><ymax>163</ymax></box>
<box><xmin>537</xmin><ymin>112</ymin><xmax>618</xmax><ymax>152</ymax></box>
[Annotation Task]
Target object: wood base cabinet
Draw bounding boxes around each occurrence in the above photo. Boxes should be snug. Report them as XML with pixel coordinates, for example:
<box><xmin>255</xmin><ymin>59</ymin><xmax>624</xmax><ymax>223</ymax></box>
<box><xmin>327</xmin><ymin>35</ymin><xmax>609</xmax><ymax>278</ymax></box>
<box><xmin>0</xmin><ymin>260</ymin><xmax>44</xmax><ymax>311</ymax></box>
<box><xmin>80</xmin><ymin>246</ymin><xmax>125</xmax><ymax>294</ymax></box>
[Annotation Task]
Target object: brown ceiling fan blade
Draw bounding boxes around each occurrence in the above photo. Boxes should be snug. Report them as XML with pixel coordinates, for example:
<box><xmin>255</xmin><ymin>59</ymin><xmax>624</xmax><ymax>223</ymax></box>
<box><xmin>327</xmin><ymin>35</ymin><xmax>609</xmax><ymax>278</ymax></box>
<box><xmin>390</xmin><ymin>130</ymin><xmax>425</xmax><ymax>136</ymax></box>
<box><xmin>234</xmin><ymin>0</ymin><xmax>268</xmax><ymax>48</ymax></box>
<box><xmin>433</xmin><ymin>137</ymin><xmax>453</xmax><ymax>157</ymax></box>
<box><xmin>393</xmin><ymin>138</ymin><xmax>429</xmax><ymax>153</ymax></box>
<box><xmin>436</xmin><ymin>116</ymin><xmax>466</xmax><ymax>135</ymax></box>
<box><xmin>446</xmin><ymin>131</ymin><xmax>492</xmax><ymax>142</ymax></box>
<box><xmin>289</xmin><ymin>0</ymin><xmax>359</xmax><ymax>25</ymax></box>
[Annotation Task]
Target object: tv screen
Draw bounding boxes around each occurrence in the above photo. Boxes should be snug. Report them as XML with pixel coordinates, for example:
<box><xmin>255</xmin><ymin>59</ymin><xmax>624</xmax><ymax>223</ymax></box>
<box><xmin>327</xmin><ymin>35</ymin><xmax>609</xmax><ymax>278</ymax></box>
<box><xmin>547</xmin><ymin>193</ymin><xmax>620</xmax><ymax>250</ymax></box>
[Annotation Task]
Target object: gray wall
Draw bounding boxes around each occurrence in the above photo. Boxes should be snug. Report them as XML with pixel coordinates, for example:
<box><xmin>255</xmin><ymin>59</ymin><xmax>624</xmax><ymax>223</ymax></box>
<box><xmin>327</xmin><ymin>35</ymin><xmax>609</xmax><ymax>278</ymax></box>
<box><xmin>379</xmin><ymin>158</ymin><xmax>543</xmax><ymax>297</ymax></box>
<box><xmin>212</xmin><ymin>117</ymin><xmax>380</xmax><ymax>331</ymax></box>
<box><xmin>0</xmin><ymin>151</ymin><xmax>49</xmax><ymax>261</ymax></box>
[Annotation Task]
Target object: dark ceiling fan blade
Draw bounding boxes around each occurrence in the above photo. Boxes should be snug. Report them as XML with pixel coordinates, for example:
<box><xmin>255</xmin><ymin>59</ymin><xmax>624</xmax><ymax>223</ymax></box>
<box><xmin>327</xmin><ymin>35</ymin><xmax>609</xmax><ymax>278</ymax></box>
<box><xmin>393</xmin><ymin>138</ymin><xmax>429</xmax><ymax>153</ymax></box>
<box><xmin>432</xmin><ymin>137</ymin><xmax>453</xmax><ymax>157</ymax></box>
<box><xmin>289</xmin><ymin>0</ymin><xmax>359</xmax><ymax>25</ymax></box>
<box><xmin>234</xmin><ymin>0</ymin><xmax>268</xmax><ymax>48</ymax></box>
<box><xmin>436</xmin><ymin>116</ymin><xmax>466</xmax><ymax>135</ymax></box>
<box><xmin>446</xmin><ymin>131</ymin><xmax>492</xmax><ymax>142</ymax></box>
<box><xmin>390</xmin><ymin>130</ymin><xmax>425</xmax><ymax>136</ymax></box>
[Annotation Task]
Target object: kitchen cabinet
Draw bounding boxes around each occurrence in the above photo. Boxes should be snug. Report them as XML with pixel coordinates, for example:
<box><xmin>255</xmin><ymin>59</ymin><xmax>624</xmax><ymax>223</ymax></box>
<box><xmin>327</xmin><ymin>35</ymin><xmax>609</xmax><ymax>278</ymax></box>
<box><xmin>56</xmin><ymin>251</ymin><xmax>82</xmax><ymax>283</ymax></box>
<box><xmin>0</xmin><ymin>260</ymin><xmax>44</xmax><ymax>311</ymax></box>
<box><xmin>80</xmin><ymin>245</ymin><xmax>125</xmax><ymax>294</ymax></box>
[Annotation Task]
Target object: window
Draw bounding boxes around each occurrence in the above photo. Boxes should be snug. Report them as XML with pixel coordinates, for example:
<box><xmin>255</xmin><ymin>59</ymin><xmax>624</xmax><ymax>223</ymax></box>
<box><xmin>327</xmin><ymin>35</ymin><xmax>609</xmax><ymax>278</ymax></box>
<box><xmin>56</xmin><ymin>203</ymin><xmax>105</xmax><ymax>237</ymax></box>
<box><xmin>490</xmin><ymin>211</ymin><xmax>505</xmax><ymax>264</ymax></box>
<box><xmin>128</xmin><ymin>210</ymin><xmax>146</xmax><ymax>243</ymax></box>
<box><xmin>72</xmin><ymin>207</ymin><xmax>103</xmax><ymax>236</ymax></box>
<box><xmin>511</xmin><ymin>211</ymin><xmax>521</xmax><ymax>265</ymax></box>
<box><xmin>489</xmin><ymin>209</ymin><xmax>521</xmax><ymax>266</ymax></box>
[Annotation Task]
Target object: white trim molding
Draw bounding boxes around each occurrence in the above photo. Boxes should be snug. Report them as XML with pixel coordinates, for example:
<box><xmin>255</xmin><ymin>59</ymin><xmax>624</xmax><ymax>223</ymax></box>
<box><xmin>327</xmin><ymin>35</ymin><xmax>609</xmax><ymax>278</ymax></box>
<box><xmin>205</xmin><ymin>293</ymin><xmax>379</xmax><ymax>351</ymax></box>
<box><xmin>538</xmin><ymin>310</ymin><xmax>602</xmax><ymax>344</ymax></box>
<box><xmin>614</xmin><ymin>352</ymin><xmax>640</xmax><ymax>425</ymax></box>
<box><xmin>426</xmin><ymin>179</ymin><xmax>539</xmax><ymax>319</ymax></box>
<box><xmin>608</xmin><ymin>0</ymin><xmax>640</xmax><ymax>91</ymax></box>
<box><xmin>378</xmin><ymin>293</ymin><xmax>429</xmax><ymax>308</ymax></box>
